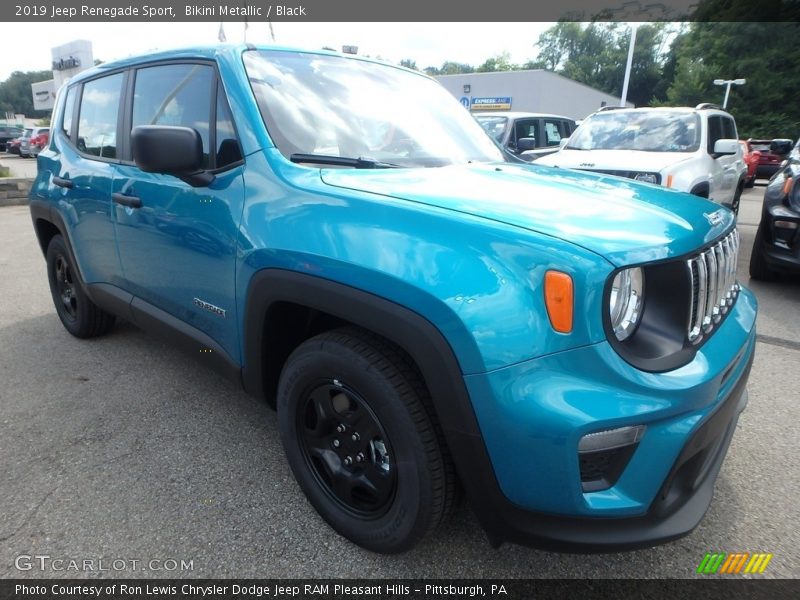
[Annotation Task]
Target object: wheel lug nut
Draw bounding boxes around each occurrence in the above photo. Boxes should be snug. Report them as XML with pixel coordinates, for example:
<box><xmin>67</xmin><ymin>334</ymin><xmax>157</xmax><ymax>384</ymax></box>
<box><xmin>356</xmin><ymin>452</ymin><xmax>364</xmax><ymax>463</ymax></box>
<box><xmin>336</xmin><ymin>424</ymin><xmax>346</xmax><ymax>433</ymax></box>
<box><xmin>351</xmin><ymin>432</ymin><xmax>360</xmax><ymax>442</ymax></box>
<box><xmin>332</xmin><ymin>439</ymin><xmax>340</xmax><ymax>448</ymax></box>
<box><xmin>343</xmin><ymin>456</ymin><xmax>353</xmax><ymax>466</ymax></box>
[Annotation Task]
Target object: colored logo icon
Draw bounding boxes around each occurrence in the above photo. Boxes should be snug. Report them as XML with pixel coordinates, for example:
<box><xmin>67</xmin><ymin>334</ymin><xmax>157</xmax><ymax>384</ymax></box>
<box><xmin>697</xmin><ymin>552</ymin><xmax>773</xmax><ymax>574</ymax></box>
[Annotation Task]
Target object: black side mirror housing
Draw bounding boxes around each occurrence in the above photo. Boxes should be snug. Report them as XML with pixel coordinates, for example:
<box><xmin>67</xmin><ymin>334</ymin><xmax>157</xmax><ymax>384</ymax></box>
<box><xmin>770</xmin><ymin>138</ymin><xmax>793</xmax><ymax>156</ymax></box>
<box><xmin>131</xmin><ymin>125</ymin><xmax>214</xmax><ymax>187</ymax></box>
<box><xmin>516</xmin><ymin>137</ymin><xmax>537</xmax><ymax>152</ymax></box>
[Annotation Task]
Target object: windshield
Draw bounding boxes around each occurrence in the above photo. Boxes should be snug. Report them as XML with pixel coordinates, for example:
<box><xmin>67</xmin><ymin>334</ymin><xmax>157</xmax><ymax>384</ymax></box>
<box><xmin>475</xmin><ymin>116</ymin><xmax>508</xmax><ymax>143</ymax></box>
<box><xmin>568</xmin><ymin>110</ymin><xmax>701</xmax><ymax>152</ymax></box>
<box><xmin>244</xmin><ymin>50</ymin><xmax>504</xmax><ymax>167</ymax></box>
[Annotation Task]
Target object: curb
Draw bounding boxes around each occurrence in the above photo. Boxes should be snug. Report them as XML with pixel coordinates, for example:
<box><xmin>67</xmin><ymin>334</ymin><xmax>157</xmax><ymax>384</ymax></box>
<box><xmin>0</xmin><ymin>177</ymin><xmax>33</xmax><ymax>207</ymax></box>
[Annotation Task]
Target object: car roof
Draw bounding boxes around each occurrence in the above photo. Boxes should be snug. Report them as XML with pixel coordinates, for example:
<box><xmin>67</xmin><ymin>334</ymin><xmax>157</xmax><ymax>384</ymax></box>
<box><xmin>591</xmin><ymin>106</ymin><xmax>734</xmax><ymax>117</ymax></box>
<box><xmin>65</xmin><ymin>44</ymin><xmax>424</xmax><ymax>85</ymax></box>
<box><xmin>473</xmin><ymin>111</ymin><xmax>575</xmax><ymax>121</ymax></box>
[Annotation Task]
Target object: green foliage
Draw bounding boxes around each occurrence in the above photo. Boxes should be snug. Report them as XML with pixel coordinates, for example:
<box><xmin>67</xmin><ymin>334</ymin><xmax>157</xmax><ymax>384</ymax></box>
<box><xmin>424</xmin><ymin>62</ymin><xmax>475</xmax><ymax>76</ymax></box>
<box><xmin>666</xmin><ymin>21</ymin><xmax>800</xmax><ymax>137</ymax></box>
<box><xmin>530</xmin><ymin>21</ymin><xmax>678</xmax><ymax>106</ymax></box>
<box><xmin>399</xmin><ymin>59</ymin><xmax>418</xmax><ymax>71</ymax></box>
<box><xmin>477</xmin><ymin>52</ymin><xmax>518</xmax><ymax>73</ymax></box>
<box><xmin>0</xmin><ymin>70</ymin><xmax>53</xmax><ymax>118</ymax></box>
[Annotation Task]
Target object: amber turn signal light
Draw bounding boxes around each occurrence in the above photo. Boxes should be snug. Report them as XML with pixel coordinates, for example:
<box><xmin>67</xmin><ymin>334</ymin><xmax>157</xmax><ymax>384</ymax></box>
<box><xmin>544</xmin><ymin>270</ymin><xmax>574</xmax><ymax>333</ymax></box>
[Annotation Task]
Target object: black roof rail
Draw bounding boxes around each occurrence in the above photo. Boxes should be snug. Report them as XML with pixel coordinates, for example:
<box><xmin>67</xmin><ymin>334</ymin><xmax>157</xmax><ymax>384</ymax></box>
<box><xmin>695</xmin><ymin>103</ymin><xmax>724</xmax><ymax>111</ymax></box>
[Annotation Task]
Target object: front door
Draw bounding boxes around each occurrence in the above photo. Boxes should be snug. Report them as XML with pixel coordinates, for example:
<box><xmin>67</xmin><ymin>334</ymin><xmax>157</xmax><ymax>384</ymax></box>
<box><xmin>112</xmin><ymin>63</ymin><xmax>245</xmax><ymax>360</ymax></box>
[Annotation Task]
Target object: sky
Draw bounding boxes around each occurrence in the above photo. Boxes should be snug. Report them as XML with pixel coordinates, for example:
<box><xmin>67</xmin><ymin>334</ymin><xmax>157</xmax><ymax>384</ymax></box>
<box><xmin>0</xmin><ymin>21</ymin><xmax>557</xmax><ymax>82</ymax></box>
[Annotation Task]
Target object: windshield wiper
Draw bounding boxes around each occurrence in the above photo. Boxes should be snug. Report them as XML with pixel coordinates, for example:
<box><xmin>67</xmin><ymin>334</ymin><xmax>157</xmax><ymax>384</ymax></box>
<box><xmin>289</xmin><ymin>153</ymin><xmax>402</xmax><ymax>169</ymax></box>
<box><xmin>563</xmin><ymin>145</ymin><xmax>586</xmax><ymax>150</ymax></box>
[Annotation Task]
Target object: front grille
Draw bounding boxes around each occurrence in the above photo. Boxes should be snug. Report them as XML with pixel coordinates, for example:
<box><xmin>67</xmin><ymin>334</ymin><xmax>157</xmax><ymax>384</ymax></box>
<box><xmin>686</xmin><ymin>229</ymin><xmax>740</xmax><ymax>344</ymax></box>
<box><xmin>577</xmin><ymin>169</ymin><xmax>661</xmax><ymax>184</ymax></box>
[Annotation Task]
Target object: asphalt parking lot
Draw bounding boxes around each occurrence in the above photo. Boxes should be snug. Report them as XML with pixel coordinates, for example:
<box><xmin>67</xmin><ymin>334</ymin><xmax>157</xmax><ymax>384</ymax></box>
<box><xmin>0</xmin><ymin>184</ymin><xmax>798</xmax><ymax>579</ymax></box>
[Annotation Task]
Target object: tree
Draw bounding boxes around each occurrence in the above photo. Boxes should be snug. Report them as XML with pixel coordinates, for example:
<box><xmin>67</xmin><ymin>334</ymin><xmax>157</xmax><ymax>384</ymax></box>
<box><xmin>399</xmin><ymin>59</ymin><xmax>417</xmax><ymax>70</ymax></box>
<box><xmin>424</xmin><ymin>61</ymin><xmax>474</xmax><ymax>76</ymax></box>
<box><xmin>665</xmin><ymin>21</ymin><xmax>800</xmax><ymax>137</ymax></box>
<box><xmin>0</xmin><ymin>70</ymin><xmax>53</xmax><ymax>118</ymax></box>
<box><xmin>477</xmin><ymin>52</ymin><xmax>518</xmax><ymax>73</ymax></box>
<box><xmin>530</xmin><ymin>21</ymin><xmax>679</xmax><ymax>106</ymax></box>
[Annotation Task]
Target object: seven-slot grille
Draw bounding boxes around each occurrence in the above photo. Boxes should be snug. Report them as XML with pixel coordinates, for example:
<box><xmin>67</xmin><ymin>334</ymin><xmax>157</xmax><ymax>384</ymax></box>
<box><xmin>686</xmin><ymin>229</ymin><xmax>740</xmax><ymax>344</ymax></box>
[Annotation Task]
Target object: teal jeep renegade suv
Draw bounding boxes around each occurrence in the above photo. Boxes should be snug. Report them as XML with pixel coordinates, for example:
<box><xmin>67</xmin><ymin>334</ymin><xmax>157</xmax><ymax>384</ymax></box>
<box><xmin>30</xmin><ymin>45</ymin><xmax>757</xmax><ymax>554</ymax></box>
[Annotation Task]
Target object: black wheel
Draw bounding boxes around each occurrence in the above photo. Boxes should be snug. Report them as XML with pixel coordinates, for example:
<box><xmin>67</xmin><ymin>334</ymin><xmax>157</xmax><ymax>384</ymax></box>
<box><xmin>277</xmin><ymin>327</ymin><xmax>456</xmax><ymax>553</ymax></box>
<box><xmin>748</xmin><ymin>224</ymin><xmax>777</xmax><ymax>281</ymax></box>
<box><xmin>46</xmin><ymin>235</ymin><xmax>116</xmax><ymax>338</ymax></box>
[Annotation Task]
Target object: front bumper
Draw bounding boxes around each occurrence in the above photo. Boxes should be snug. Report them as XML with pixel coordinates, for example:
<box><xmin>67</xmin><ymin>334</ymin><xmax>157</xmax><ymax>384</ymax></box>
<box><xmin>458</xmin><ymin>286</ymin><xmax>757</xmax><ymax>551</ymax></box>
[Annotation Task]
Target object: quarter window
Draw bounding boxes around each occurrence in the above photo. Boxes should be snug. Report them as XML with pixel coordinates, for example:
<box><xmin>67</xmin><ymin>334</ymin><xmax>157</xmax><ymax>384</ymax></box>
<box><xmin>77</xmin><ymin>73</ymin><xmax>123</xmax><ymax>158</ymax></box>
<box><xmin>61</xmin><ymin>87</ymin><xmax>75</xmax><ymax>140</ymax></box>
<box><xmin>132</xmin><ymin>64</ymin><xmax>214</xmax><ymax>168</ymax></box>
<box><xmin>215</xmin><ymin>81</ymin><xmax>242</xmax><ymax>168</ymax></box>
<box><xmin>543</xmin><ymin>119</ymin><xmax>564</xmax><ymax>146</ymax></box>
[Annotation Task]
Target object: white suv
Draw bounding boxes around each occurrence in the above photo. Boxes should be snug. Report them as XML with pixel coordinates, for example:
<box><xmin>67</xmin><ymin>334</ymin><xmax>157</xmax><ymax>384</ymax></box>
<box><xmin>536</xmin><ymin>104</ymin><xmax>748</xmax><ymax>214</ymax></box>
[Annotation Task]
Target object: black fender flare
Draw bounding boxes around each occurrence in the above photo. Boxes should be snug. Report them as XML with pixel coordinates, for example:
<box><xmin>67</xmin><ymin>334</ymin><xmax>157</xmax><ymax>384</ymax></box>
<box><xmin>689</xmin><ymin>182</ymin><xmax>710</xmax><ymax>198</ymax></box>
<box><xmin>241</xmin><ymin>268</ymin><xmax>509</xmax><ymax>536</ymax></box>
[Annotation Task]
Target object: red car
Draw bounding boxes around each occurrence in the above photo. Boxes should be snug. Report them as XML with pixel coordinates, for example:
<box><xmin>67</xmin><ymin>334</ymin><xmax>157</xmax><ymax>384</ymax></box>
<box><xmin>748</xmin><ymin>138</ymin><xmax>792</xmax><ymax>179</ymax></box>
<box><xmin>739</xmin><ymin>140</ymin><xmax>761</xmax><ymax>187</ymax></box>
<box><xmin>6</xmin><ymin>136</ymin><xmax>23</xmax><ymax>155</ymax></box>
<box><xmin>29</xmin><ymin>130</ymin><xmax>49</xmax><ymax>157</ymax></box>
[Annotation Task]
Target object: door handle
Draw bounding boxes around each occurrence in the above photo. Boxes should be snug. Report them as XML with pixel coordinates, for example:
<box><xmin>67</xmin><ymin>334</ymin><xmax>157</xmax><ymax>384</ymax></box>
<box><xmin>112</xmin><ymin>192</ymin><xmax>142</xmax><ymax>209</ymax></box>
<box><xmin>53</xmin><ymin>177</ymin><xmax>73</xmax><ymax>189</ymax></box>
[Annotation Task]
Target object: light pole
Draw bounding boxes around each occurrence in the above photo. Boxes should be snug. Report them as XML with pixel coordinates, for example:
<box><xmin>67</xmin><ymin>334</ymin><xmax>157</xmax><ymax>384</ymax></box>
<box><xmin>620</xmin><ymin>24</ymin><xmax>638</xmax><ymax>107</ymax></box>
<box><xmin>713</xmin><ymin>78</ymin><xmax>746</xmax><ymax>109</ymax></box>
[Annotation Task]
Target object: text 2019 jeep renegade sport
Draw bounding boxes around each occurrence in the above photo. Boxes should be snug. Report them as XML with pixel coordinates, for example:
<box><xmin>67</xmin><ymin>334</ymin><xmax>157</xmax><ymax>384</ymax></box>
<box><xmin>30</xmin><ymin>45</ymin><xmax>757</xmax><ymax>554</ymax></box>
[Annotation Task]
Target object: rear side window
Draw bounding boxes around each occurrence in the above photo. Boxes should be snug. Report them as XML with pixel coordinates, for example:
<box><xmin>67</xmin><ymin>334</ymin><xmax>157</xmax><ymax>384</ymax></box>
<box><xmin>77</xmin><ymin>73</ymin><xmax>123</xmax><ymax>158</ymax></box>
<box><xmin>543</xmin><ymin>119</ymin><xmax>565</xmax><ymax>146</ymax></box>
<box><xmin>132</xmin><ymin>64</ymin><xmax>214</xmax><ymax>168</ymax></box>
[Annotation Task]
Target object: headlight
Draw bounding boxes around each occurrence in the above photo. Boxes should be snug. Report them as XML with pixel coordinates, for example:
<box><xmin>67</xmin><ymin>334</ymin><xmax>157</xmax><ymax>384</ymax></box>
<box><xmin>609</xmin><ymin>267</ymin><xmax>644</xmax><ymax>341</ymax></box>
<box><xmin>634</xmin><ymin>172</ymin><xmax>659</xmax><ymax>184</ymax></box>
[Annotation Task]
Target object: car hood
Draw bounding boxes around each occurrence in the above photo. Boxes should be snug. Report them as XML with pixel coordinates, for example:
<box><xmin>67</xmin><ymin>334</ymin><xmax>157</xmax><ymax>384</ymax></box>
<box><xmin>320</xmin><ymin>162</ymin><xmax>733</xmax><ymax>266</ymax></box>
<box><xmin>535</xmin><ymin>148</ymin><xmax>693</xmax><ymax>173</ymax></box>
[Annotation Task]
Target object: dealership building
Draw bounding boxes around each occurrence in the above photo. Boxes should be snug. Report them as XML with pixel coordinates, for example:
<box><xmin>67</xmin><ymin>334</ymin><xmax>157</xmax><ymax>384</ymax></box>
<box><xmin>436</xmin><ymin>70</ymin><xmax>633</xmax><ymax>120</ymax></box>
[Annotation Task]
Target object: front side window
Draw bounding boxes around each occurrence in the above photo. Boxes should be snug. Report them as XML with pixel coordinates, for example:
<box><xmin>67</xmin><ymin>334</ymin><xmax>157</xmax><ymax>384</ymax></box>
<box><xmin>568</xmin><ymin>110</ymin><xmax>701</xmax><ymax>153</ymax></box>
<box><xmin>244</xmin><ymin>50</ymin><xmax>504</xmax><ymax>167</ymax></box>
<box><xmin>77</xmin><ymin>73</ymin><xmax>123</xmax><ymax>158</ymax></box>
<box><xmin>132</xmin><ymin>64</ymin><xmax>213</xmax><ymax>168</ymax></box>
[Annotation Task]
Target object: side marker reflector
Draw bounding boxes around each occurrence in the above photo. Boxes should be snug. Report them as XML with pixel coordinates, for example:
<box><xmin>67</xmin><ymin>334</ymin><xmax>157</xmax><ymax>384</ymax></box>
<box><xmin>544</xmin><ymin>270</ymin><xmax>574</xmax><ymax>333</ymax></box>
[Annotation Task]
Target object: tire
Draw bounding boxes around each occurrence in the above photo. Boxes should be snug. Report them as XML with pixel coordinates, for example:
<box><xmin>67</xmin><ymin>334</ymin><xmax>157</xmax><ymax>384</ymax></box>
<box><xmin>46</xmin><ymin>235</ymin><xmax>116</xmax><ymax>338</ymax></box>
<box><xmin>748</xmin><ymin>224</ymin><xmax>777</xmax><ymax>281</ymax></box>
<box><xmin>277</xmin><ymin>326</ymin><xmax>456</xmax><ymax>553</ymax></box>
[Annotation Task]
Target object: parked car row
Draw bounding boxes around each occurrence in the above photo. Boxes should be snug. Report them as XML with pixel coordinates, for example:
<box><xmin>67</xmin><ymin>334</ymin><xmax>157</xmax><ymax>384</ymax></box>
<box><xmin>2</xmin><ymin>126</ymin><xmax>49</xmax><ymax>157</ymax></box>
<box><xmin>0</xmin><ymin>125</ymin><xmax>24</xmax><ymax>152</ymax></box>
<box><xmin>749</xmin><ymin>137</ymin><xmax>800</xmax><ymax>280</ymax></box>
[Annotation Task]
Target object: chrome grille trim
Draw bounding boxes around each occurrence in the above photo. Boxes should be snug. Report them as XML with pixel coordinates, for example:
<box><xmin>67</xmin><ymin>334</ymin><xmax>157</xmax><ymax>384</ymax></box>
<box><xmin>687</xmin><ymin>229</ymin><xmax>739</xmax><ymax>345</ymax></box>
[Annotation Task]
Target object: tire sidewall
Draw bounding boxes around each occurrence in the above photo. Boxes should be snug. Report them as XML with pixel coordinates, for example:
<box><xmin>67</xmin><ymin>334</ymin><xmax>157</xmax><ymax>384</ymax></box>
<box><xmin>277</xmin><ymin>340</ymin><xmax>435</xmax><ymax>553</ymax></box>
<box><xmin>46</xmin><ymin>235</ymin><xmax>88</xmax><ymax>336</ymax></box>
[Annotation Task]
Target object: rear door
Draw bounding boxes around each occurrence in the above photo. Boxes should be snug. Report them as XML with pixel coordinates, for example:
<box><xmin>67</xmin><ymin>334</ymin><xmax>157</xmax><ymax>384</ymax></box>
<box><xmin>111</xmin><ymin>61</ymin><xmax>245</xmax><ymax>361</ymax></box>
<box><xmin>47</xmin><ymin>72</ymin><xmax>126</xmax><ymax>285</ymax></box>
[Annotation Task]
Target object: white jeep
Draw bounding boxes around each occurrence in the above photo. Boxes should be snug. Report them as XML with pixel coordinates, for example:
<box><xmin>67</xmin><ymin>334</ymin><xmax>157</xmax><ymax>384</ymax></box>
<box><xmin>536</xmin><ymin>104</ymin><xmax>748</xmax><ymax>214</ymax></box>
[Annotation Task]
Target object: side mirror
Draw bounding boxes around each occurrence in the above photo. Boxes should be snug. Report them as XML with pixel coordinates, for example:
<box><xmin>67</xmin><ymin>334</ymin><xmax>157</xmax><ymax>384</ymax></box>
<box><xmin>515</xmin><ymin>137</ymin><xmax>537</xmax><ymax>152</ymax></box>
<box><xmin>712</xmin><ymin>138</ymin><xmax>739</xmax><ymax>157</ymax></box>
<box><xmin>132</xmin><ymin>125</ymin><xmax>214</xmax><ymax>187</ymax></box>
<box><xmin>770</xmin><ymin>138</ymin><xmax>793</xmax><ymax>156</ymax></box>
